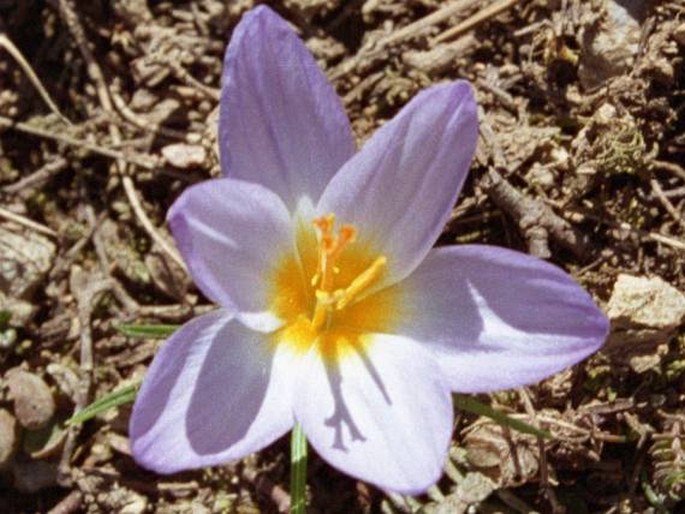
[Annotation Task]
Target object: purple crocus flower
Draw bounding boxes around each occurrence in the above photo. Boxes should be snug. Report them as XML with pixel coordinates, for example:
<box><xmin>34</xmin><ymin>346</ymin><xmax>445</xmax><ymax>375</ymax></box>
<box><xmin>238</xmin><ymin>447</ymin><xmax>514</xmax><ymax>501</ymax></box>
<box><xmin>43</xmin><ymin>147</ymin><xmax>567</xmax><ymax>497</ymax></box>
<box><xmin>129</xmin><ymin>6</ymin><xmax>608</xmax><ymax>494</ymax></box>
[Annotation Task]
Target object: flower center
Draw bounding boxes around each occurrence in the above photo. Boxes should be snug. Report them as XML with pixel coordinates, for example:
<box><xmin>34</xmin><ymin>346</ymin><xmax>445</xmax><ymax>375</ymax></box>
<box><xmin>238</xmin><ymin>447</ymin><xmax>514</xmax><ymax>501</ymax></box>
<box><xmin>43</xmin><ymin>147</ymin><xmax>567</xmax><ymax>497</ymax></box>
<box><xmin>269</xmin><ymin>212</ymin><xmax>400</xmax><ymax>361</ymax></box>
<box><xmin>309</xmin><ymin>214</ymin><xmax>387</xmax><ymax>332</ymax></box>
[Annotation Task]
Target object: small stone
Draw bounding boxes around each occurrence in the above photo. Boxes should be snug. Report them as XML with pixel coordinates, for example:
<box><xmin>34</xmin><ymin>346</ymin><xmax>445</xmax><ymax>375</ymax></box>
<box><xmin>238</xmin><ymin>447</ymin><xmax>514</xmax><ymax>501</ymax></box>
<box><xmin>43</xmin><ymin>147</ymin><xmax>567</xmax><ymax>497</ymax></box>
<box><xmin>46</xmin><ymin>363</ymin><xmax>80</xmax><ymax>403</ymax></box>
<box><xmin>0</xmin><ymin>291</ymin><xmax>37</xmax><ymax>327</ymax></box>
<box><xmin>5</xmin><ymin>369</ymin><xmax>56</xmax><ymax>430</ymax></box>
<box><xmin>0</xmin><ymin>223</ymin><xmax>56</xmax><ymax>299</ymax></box>
<box><xmin>0</xmin><ymin>408</ymin><xmax>19</xmax><ymax>469</ymax></box>
<box><xmin>605</xmin><ymin>274</ymin><xmax>685</xmax><ymax>371</ymax></box>
<box><xmin>112</xmin><ymin>0</ymin><xmax>153</xmax><ymax>25</ymax></box>
<box><xmin>120</xmin><ymin>495</ymin><xmax>148</xmax><ymax>514</ymax></box>
<box><xmin>455</xmin><ymin>471</ymin><xmax>496</xmax><ymax>505</ymax></box>
<box><xmin>527</xmin><ymin>164</ymin><xmax>556</xmax><ymax>189</ymax></box>
<box><xmin>578</xmin><ymin>0</ymin><xmax>644</xmax><ymax>90</ymax></box>
<box><xmin>96</xmin><ymin>485</ymin><xmax>148</xmax><ymax>514</ymax></box>
<box><xmin>161</xmin><ymin>143</ymin><xmax>207</xmax><ymax>168</ymax></box>
<box><xmin>607</xmin><ymin>274</ymin><xmax>685</xmax><ymax>330</ymax></box>
<box><xmin>422</xmin><ymin>494</ymin><xmax>468</xmax><ymax>514</ymax></box>
<box><xmin>129</xmin><ymin>88</ymin><xmax>158</xmax><ymax>111</ymax></box>
<box><xmin>463</xmin><ymin>418</ymin><xmax>539</xmax><ymax>487</ymax></box>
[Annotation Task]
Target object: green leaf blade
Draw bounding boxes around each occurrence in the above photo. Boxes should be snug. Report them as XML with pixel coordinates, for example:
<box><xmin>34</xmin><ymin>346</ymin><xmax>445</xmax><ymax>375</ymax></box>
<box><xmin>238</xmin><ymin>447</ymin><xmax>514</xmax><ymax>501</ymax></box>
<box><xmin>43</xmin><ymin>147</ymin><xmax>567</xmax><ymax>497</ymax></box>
<box><xmin>66</xmin><ymin>382</ymin><xmax>141</xmax><ymax>426</ymax></box>
<box><xmin>453</xmin><ymin>394</ymin><xmax>553</xmax><ymax>439</ymax></box>
<box><xmin>115</xmin><ymin>323</ymin><xmax>179</xmax><ymax>338</ymax></box>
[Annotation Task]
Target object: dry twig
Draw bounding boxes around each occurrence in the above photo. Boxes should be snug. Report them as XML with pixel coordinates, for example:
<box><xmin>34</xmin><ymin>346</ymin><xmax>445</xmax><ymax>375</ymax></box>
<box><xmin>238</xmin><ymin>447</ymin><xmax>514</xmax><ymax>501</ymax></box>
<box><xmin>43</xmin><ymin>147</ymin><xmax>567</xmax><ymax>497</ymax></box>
<box><xmin>2</xmin><ymin>156</ymin><xmax>68</xmax><ymax>194</ymax></box>
<box><xmin>546</xmin><ymin>200</ymin><xmax>685</xmax><ymax>252</ymax></box>
<box><xmin>329</xmin><ymin>0</ymin><xmax>480</xmax><ymax>80</ymax></box>
<box><xmin>480</xmin><ymin>168</ymin><xmax>590</xmax><ymax>258</ymax></box>
<box><xmin>0</xmin><ymin>115</ymin><xmax>158</xmax><ymax>169</ymax></box>
<box><xmin>57</xmin><ymin>0</ymin><xmax>185</xmax><ymax>272</ymax></box>
<box><xmin>58</xmin><ymin>272</ymin><xmax>113</xmax><ymax>486</ymax></box>
<box><xmin>431</xmin><ymin>0</ymin><xmax>522</xmax><ymax>45</ymax></box>
<box><xmin>653</xmin><ymin>159</ymin><xmax>685</xmax><ymax>182</ymax></box>
<box><xmin>650</xmin><ymin>178</ymin><xmax>685</xmax><ymax>232</ymax></box>
<box><xmin>122</xmin><ymin>175</ymin><xmax>186</xmax><ymax>271</ymax></box>
<box><xmin>0</xmin><ymin>205</ymin><xmax>57</xmax><ymax>237</ymax></box>
<box><xmin>241</xmin><ymin>466</ymin><xmax>291</xmax><ymax>513</ymax></box>
<box><xmin>0</xmin><ymin>33</ymin><xmax>72</xmax><ymax>124</ymax></box>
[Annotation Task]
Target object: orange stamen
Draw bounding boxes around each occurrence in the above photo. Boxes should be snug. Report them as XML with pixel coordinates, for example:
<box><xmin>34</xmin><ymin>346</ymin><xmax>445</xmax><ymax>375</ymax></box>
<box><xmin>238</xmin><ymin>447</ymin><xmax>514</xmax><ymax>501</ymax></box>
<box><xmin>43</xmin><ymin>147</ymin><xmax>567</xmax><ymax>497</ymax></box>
<box><xmin>309</xmin><ymin>213</ymin><xmax>386</xmax><ymax>332</ymax></box>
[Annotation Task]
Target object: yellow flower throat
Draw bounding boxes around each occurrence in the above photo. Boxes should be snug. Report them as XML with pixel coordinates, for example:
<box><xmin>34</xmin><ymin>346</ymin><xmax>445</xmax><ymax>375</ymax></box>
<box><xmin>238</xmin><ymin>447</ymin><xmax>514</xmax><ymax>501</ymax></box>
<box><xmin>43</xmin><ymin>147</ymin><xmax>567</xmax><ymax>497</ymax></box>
<box><xmin>270</xmin><ymin>213</ymin><xmax>400</xmax><ymax>361</ymax></box>
<box><xmin>309</xmin><ymin>214</ymin><xmax>387</xmax><ymax>332</ymax></box>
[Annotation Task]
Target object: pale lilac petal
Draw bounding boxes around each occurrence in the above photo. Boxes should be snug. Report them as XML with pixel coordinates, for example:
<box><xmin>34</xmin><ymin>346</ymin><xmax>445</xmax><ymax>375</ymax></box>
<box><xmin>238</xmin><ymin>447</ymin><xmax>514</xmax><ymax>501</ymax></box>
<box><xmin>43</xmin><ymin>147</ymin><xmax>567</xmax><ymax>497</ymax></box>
<box><xmin>168</xmin><ymin>178</ymin><xmax>293</xmax><ymax>331</ymax></box>
<box><xmin>317</xmin><ymin>81</ymin><xmax>478</xmax><ymax>287</ymax></box>
<box><xmin>294</xmin><ymin>334</ymin><xmax>453</xmax><ymax>494</ymax></box>
<box><xmin>394</xmin><ymin>245</ymin><xmax>609</xmax><ymax>393</ymax></box>
<box><xmin>130</xmin><ymin>310</ymin><xmax>297</xmax><ymax>473</ymax></box>
<box><xmin>219</xmin><ymin>6</ymin><xmax>355</xmax><ymax>209</ymax></box>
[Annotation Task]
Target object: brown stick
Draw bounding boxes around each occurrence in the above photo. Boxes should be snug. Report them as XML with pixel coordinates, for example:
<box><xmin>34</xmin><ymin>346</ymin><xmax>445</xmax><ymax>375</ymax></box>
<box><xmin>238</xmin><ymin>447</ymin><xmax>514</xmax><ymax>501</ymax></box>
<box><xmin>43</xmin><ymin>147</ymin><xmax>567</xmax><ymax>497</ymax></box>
<box><xmin>432</xmin><ymin>0</ymin><xmax>522</xmax><ymax>45</ymax></box>
<box><xmin>0</xmin><ymin>205</ymin><xmax>57</xmax><ymax>237</ymax></box>
<box><xmin>650</xmin><ymin>178</ymin><xmax>685</xmax><ymax>232</ymax></box>
<box><xmin>0</xmin><ymin>33</ymin><xmax>72</xmax><ymax>124</ymax></box>
<box><xmin>0</xmin><ymin>115</ymin><xmax>158</xmax><ymax>169</ymax></box>
<box><xmin>57</xmin><ymin>272</ymin><xmax>112</xmax><ymax>486</ymax></box>
<box><xmin>479</xmin><ymin>168</ymin><xmax>590</xmax><ymax>258</ymax></box>
<box><xmin>3</xmin><ymin>156</ymin><xmax>69</xmax><ymax>193</ymax></box>
<box><xmin>329</xmin><ymin>0</ymin><xmax>480</xmax><ymax>81</ymax></box>
<box><xmin>57</xmin><ymin>0</ymin><xmax>185</xmax><ymax>271</ymax></box>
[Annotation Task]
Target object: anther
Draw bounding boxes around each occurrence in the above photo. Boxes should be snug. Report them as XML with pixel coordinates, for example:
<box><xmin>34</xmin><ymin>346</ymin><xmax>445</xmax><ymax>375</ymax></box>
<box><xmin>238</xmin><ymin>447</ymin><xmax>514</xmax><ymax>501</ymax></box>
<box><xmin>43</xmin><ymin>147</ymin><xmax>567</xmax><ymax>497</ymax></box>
<box><xmin>335</xmin><ymin>256</ymin><xmax>387</xmax><ymax>310</ymax></box>
<box><xmin>309</xmin><ymin>214</ymin><xmax>386</xmax><ymax>331</ymax></box>
<box><xmin>326</xmin><ymin>224</ymin><xmax>357</xmax><ymax>262</ymax></box>
<box><xmin>313</xmin><ymin>213</ymin><xmax>335</xmax><ymax>236</ymax></box>
<box><xmin>311</xmin><ymin>215</ymin><xmax>357</xmax><ymax>292</ymax></box>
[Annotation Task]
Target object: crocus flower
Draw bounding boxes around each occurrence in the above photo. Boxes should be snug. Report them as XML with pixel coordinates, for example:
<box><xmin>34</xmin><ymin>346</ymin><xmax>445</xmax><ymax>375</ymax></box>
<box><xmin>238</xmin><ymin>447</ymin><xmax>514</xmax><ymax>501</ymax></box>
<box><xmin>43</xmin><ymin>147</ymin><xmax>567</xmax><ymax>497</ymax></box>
<box><xmin>130</xmin><ymin>6</ymin><xmax>608</xmax><ymax>494</ymax></box>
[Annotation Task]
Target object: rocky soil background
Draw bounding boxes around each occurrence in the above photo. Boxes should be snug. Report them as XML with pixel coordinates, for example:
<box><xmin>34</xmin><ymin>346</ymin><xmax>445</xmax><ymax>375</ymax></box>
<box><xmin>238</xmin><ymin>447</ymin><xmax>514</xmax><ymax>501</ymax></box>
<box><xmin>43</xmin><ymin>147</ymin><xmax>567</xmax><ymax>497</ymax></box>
<box><xmin>0</xmin><ymin>0</ymin><xmax>684</xmax><ymax>512</ymax></box>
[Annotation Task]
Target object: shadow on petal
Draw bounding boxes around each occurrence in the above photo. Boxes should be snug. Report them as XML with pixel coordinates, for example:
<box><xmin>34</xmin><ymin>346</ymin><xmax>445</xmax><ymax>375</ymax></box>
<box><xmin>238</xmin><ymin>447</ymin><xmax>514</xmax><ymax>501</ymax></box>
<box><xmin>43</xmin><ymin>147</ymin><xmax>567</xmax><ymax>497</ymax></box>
<box><xmin>132</xmin><ymin>312</ymin><xmax>231</xmax><ymax>440</ymax></box>
<box><xmin>295</xmin><ymin>333</ymin><xmax>453</xmax><ymax>494</ymax></box>
<box><xmin>320</xmin><ymin>334</ymin><xmax>369</xmax><ymax>452</ymax></box>
<box><xmin>398</xmin><ymin>269</ymin><xmax>486</xmax><ymax>349</ymax></box>
<box><xmin>131</xmin><ymin>311</ymin><xmax>296</xmax><ymax>473</ymax></box>
<box><xmin>186</xmin><ymin>327</ymin><xmax>275</xmax><ymax>455</ymax></box>
<box><xmin>395</xmin><ymin>246</ymin><xmax>608</xmax><ymax>392</ymax></box>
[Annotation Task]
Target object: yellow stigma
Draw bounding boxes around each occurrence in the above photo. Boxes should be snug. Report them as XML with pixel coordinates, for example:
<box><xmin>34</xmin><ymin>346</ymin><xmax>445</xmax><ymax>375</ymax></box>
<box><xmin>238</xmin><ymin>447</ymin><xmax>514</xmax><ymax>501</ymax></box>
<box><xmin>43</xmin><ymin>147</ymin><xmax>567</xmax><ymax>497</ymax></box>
<box><xmin>269</xmin><ymin>212</ymin><xmax>401</xmax><ymax>362</ymax></box>
<box><xmin>309</xmin><ymin>214</ymin><xmax>385</xmax><ymax>332</ymax></box>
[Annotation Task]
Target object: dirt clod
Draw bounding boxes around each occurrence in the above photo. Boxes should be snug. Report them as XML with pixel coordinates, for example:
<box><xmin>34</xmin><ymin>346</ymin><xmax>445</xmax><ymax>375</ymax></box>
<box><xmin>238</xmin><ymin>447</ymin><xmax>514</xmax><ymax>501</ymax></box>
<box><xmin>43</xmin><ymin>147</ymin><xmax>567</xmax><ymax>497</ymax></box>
<box><xmin>5</xmin><ymin>368</ymin><xmax>56</xmax><ymax>431</ymax></box>
<box><xmin>0</xmin><ymin>408</ymin><xmax>19</xmax><ymax>470</ymax></box>
<box><xmin>607</xmin><ymin>273</ymin><xmax>685</xmax><ymax>334</ymax></box>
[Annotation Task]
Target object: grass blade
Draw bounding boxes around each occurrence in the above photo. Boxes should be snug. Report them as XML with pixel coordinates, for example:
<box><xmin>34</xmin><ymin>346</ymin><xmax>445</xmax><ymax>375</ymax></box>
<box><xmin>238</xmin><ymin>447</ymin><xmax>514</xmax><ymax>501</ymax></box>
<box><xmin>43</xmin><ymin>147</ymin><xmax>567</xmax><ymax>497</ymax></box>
<box><xmin>454</xmin><ymin>394</ymin><xmax>552</xmax><ymax>439</ymax></box>
<box><xmin>290</xmin><ymin>423</ymin><xmax>308</xmax><ymax>514</ymax></box>
<box><xmin>115</xmin><ymin>323</ymin><xmax>179</xmax><ymax>338</ymax></box>
<box><xmin>66</xmin><ymin>382</ymin><xmax>141</xmax><ymax>426</ymax></box>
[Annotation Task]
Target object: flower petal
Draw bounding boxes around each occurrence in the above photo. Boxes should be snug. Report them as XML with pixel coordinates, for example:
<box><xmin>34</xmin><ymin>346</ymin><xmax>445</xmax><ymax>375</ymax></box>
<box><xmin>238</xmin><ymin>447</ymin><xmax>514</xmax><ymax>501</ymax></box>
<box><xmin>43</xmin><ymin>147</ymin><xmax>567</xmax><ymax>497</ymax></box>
<box><xmin>168</xmin><ymin>178</ymin><xmax>293</xmax><ymax>331</ymax></box>
<box><xmin>294</xmin><ymin>334</ymin><xmax>453</xmax><ymax>494</ymax></box>
<box><xmin>395</xmin><ymin>245</ymin><xmax>609</xmax><ymax>393</ymax></box>
<box><xmin>130</xmin><ymin>310</ymin><xmax>297</xmax><ymax>473</ymax></box>
<box><xmin>317</xmin><ymin>81</ymin><xmax>478</xmax><ymax>287</ymax></box>
<box><xmin>219</xmin><ymin>6</ymin><xmax>356</xmax><ymax>209</ymax></box>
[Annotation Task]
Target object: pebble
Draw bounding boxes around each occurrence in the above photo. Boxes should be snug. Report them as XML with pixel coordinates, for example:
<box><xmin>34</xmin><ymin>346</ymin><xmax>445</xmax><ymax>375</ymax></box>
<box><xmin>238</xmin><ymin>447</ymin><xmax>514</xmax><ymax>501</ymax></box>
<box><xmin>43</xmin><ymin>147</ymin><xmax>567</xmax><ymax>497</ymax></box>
<box><xmin>0</xmin><ymin>408</ymin><xmax>19</xmax><ymax>469</ymax></box>
<box><xmin>161</xmin><ymin>143</ymin><xmax>207</xmax><ymax>168</ymax></box>
<box><xmin>5</xmin><ymin>369</ymin><xmax>56</xmax><ymax>430</ymax></box>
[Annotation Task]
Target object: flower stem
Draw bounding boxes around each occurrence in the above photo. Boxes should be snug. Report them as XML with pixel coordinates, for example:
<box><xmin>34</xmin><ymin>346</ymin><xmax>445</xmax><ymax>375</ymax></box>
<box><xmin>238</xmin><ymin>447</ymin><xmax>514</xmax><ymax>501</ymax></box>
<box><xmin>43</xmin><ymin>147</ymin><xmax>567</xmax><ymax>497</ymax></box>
<box><xmin>290</xmin><ymin>422</ymin><xmax>308</xmax><ymax>514</ymax></box>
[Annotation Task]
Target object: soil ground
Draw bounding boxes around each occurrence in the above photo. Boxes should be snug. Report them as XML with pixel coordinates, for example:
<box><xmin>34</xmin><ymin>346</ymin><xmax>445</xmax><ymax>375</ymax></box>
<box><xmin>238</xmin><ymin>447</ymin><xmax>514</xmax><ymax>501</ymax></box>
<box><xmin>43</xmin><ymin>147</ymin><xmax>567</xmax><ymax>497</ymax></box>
<box><xmin>0</xmin><ymin>0</ymin><xmax>684</xmax><ymax>512</ymax></box>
